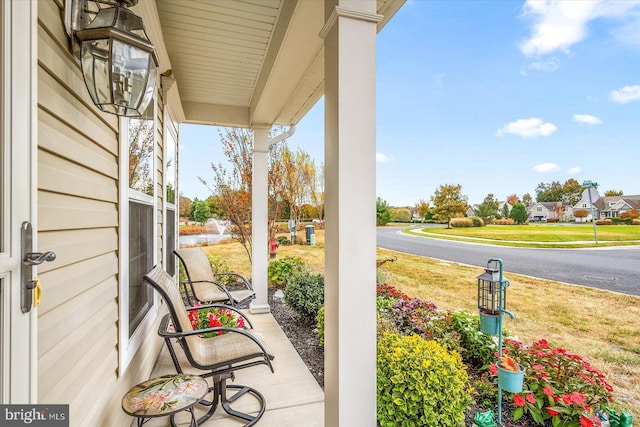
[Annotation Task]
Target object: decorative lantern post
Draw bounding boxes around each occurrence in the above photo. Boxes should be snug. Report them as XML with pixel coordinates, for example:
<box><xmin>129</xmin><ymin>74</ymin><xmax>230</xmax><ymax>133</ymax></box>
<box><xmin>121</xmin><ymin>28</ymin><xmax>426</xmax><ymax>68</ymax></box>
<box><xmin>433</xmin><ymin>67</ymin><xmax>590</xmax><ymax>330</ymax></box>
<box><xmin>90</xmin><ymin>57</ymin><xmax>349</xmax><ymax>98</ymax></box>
<box><xmin>476</xmin><ymin>258</ymin><xmax>516</xmax><ymax>426</ymax></box>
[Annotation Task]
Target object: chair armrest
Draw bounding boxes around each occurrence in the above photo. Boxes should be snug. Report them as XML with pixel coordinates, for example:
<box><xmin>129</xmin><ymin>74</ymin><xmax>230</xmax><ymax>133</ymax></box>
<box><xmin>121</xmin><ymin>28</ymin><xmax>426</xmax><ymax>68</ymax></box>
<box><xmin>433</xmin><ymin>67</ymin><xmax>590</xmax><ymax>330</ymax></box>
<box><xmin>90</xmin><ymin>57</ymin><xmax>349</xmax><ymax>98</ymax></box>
<box><xmin>188</xmin><ymin>279</ymin><xmax>234</xmax><ymax>302</ymax></box>
<box><xmin>213</xmin><ymin>272</ymin><xmax>253</xmax><ymax>291</ymax></box>
<box><xmin>158</xmin><ymin>314</ymin><xmax>272</xmax><ymax>366</ymax></box>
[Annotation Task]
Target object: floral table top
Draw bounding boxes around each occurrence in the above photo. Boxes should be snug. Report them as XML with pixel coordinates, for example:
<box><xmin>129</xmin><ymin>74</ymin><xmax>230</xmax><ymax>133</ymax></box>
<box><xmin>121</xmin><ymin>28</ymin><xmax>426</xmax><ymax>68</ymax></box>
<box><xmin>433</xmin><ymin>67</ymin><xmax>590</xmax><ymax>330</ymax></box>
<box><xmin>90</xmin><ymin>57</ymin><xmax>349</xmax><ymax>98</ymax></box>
<box><xmin>122</xmin><ymin>374</ymin><xmax>208</xmax><ymax>418</ymax></box>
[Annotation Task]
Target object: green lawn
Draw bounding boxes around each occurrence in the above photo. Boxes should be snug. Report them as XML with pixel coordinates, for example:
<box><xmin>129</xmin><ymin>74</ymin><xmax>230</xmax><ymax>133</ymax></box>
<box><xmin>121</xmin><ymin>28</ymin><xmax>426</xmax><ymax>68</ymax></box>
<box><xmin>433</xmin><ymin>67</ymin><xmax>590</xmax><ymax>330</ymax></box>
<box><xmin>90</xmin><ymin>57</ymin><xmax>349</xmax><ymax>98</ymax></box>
<box><xmin>406</xmin><ymin>224</ymin><xmax>640</xmax><ymax>248</ymax></box>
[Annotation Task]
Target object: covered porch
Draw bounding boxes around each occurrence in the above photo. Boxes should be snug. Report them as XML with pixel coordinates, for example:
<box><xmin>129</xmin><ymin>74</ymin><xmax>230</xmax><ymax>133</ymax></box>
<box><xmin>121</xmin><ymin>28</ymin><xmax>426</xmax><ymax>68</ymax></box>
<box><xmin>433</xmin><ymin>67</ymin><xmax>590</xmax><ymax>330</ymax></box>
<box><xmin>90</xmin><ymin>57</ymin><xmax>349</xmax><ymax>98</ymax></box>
<box><xmin>142</xmin><ymin>311</ymin><xmax>324</xmax><ymax>426</ymax></box>
<box><xmin>134</xmin><ymin>0</ymin><xmax>405</xmax><ymax>425</ymax></box>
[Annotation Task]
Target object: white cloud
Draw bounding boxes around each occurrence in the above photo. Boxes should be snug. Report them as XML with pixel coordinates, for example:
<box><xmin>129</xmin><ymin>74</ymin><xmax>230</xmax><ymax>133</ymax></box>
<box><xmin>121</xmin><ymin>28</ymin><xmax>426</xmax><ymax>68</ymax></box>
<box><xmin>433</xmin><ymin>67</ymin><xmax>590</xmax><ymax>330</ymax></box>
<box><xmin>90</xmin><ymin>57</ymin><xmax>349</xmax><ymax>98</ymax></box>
<box><xmin>376</xmin><ymin>152</ymin><xmax>390</xmax><ymax>163</ymax></box>
<box><xmin>533</xmin><ymin>162</ymin><xmax>561</xmax><ymax>173</ymax></box>
<box><xmin>519</xmin><ymin>0</ymin><xmax>640</xmax><ymax>57</ymax></box>
<box><xmin>567</xmin><ymin>166</ymin><xmax>582</xmax><ymax>175</ymax></box>
<box><xmin>496</xmin><ymin>118</ymin><xmax>557</xmax><ymax>138</ymax></box>
<box><xmin>527</xmin><ymin>57</ymin><xmax>560</xmax><ymax>73</ymax></box>
<box><xmin>610</xmin><ymin>85</ymin><xmax>640</xmax><ymax>104</ymax></box>
<box><xmin>572</xmin><ymin>114</ymin><xmax>602</xmax><ymax>125</ymax></box>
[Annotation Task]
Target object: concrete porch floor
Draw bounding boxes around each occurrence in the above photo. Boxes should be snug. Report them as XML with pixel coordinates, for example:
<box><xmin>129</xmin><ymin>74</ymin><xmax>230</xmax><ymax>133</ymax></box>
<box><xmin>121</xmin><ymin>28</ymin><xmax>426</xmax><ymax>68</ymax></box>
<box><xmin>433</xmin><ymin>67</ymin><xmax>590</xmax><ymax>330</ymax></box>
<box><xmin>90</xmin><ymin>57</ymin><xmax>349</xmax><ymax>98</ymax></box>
<box><xmin>135</xmin><ymin>311</ymin><xmax>325</xmax><ymax>426</ymax></box>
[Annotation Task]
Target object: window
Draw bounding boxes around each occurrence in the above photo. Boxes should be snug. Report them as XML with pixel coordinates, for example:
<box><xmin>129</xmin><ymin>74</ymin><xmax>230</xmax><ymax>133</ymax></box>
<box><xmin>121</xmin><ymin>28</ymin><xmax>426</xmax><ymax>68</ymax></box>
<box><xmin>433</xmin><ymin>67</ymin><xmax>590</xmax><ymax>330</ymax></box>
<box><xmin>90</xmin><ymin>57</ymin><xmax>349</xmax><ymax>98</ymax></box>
<box><xmin>537</xmin><ymin>206</ymin><xmax>542</xmax><ymax>211</ymax></box>
<box><xmin>128</xmin><ymin>105</ymin><xmax>155</xmax><ymax>336</ymax></box>
<box><xmin>119</xmin><ymin>98</ymin><xmax>158</xmax><ymax>374</ymax></box>
<box><xmin>165</xmin><ymin>129</ymin><xmax>177</xmax><ymax>275</ymax></box>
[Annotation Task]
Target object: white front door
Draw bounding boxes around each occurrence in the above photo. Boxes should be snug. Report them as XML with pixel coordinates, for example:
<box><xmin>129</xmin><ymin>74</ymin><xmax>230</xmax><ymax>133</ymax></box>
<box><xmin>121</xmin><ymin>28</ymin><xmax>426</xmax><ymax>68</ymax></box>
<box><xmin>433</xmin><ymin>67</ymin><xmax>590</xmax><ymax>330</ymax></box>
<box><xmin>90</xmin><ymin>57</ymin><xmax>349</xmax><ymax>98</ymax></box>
<box><xmin>0</xmin><ymin>0</ymin><xmax>37</xmax><ymax>403</ymax></box>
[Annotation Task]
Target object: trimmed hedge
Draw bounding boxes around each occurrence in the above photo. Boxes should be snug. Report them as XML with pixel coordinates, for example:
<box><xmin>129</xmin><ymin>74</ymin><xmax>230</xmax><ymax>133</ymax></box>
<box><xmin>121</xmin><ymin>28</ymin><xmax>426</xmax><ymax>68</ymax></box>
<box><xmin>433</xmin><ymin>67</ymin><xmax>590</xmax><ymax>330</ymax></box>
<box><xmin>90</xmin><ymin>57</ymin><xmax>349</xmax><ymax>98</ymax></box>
<box><xmin>283</xmin><ymin>271</ymin><xmax>324</xmax><ymax>320</ymax></box>
<box><xmin>377</xmin><ymin>333</ymin><xmax>472</xmax><ymax>427</ymax></box>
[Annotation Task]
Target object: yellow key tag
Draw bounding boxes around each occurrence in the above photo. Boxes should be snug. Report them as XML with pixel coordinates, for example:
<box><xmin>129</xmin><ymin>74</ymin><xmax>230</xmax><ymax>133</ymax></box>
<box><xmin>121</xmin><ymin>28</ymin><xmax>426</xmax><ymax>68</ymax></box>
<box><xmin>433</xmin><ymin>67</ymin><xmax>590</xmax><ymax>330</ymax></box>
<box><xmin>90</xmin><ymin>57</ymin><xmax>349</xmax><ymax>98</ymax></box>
<box><xmin>33</xmin><ymin>277</ymin><xmax>42</xmax><ymax>308</ymax></box>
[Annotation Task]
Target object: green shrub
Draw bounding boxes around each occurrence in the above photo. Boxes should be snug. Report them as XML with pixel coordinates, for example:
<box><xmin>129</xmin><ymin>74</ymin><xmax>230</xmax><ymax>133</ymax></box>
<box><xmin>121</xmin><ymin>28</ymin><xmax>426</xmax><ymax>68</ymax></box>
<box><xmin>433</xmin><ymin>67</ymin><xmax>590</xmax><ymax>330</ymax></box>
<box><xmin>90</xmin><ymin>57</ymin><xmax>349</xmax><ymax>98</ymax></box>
<box><xmin>267</xmin><ymin>256</ymin><xmax>305</xmax><ymax>289</ymax></box>
<box><xmin>469</xmin><ymin>217</ymin><xmax>485</xmax><ymax>227</ymax></box>
<box><xmin>377</xmin><ymin>333</ymin><xmax>472</xmax><ymax>427</ymax></box>
<box><xmin>283</xmin><ymin>271</ymin><xmax>324</xmax><ymax>320</ymax></box>
<box><xmin>276</xmin><ymin>235</ymin><xmax>291</xmax><ymax>246</ymax></box>
<box><xmin>449</xmin><ymin>311</ymin><xmax>498</xmax><ymax>368</ymax></box>
<box><xmin>206</xmin><ymin>253</ymin><xmax>234</xmax><ymax>286</ymax></box>
<box><xmin>611</xmin><ymin>217</ymin><xmax>633</xmax><ymax>225</ymax></box>
<box><xmin>316</xmin><ymin>306</ymin><xmax>325</xmax><ymax>347</ymax></box>
<box><xmin>450</xmin><ymin>218</ymin><xmax>473</xmax><ymax>228</ymax></box>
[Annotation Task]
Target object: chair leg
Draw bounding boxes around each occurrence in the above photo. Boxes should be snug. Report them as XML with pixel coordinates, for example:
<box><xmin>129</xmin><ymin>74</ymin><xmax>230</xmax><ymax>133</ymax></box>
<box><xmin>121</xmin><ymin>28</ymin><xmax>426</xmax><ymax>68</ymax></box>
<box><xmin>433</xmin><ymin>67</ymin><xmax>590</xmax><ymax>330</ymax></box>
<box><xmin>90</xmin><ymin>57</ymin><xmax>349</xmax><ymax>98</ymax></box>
<box><xmin>193</xmin><ymin>374</ymin><xmax>266</xmax><ymax>427</ymax></box>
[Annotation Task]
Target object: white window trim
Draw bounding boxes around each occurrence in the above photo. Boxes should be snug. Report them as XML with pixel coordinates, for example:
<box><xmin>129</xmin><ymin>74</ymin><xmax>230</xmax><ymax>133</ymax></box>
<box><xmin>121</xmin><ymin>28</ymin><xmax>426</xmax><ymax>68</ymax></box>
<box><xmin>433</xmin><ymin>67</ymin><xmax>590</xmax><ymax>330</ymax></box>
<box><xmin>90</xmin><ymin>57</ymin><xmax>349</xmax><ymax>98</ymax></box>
<box><xmin>163</xmin><ymin>115</ymin><xmax>178</xmax><ymax>277</ymax></box>
<box><xmin>118</xmin><ymin>103</ymin><xmax>159</xmax><ymax>376</ymax></box>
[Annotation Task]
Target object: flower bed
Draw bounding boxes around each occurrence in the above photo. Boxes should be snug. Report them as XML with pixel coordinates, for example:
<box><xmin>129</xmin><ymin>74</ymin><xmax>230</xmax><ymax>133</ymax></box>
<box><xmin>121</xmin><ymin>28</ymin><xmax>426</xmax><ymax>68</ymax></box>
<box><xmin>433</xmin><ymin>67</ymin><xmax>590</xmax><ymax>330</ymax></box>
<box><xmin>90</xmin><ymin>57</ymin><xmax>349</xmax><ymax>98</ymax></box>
<box><xmin>373</xmin><ymin>282</ymin><xmax>620</xmax><ymax>426</ymax></box>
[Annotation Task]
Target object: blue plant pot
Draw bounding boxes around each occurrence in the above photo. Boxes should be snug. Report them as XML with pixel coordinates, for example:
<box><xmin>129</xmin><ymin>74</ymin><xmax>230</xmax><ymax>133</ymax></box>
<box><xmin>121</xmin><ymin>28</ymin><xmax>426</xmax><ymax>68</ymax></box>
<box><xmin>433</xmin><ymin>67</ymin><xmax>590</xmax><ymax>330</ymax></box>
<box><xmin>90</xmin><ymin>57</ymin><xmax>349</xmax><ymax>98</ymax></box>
<box><xmin>479</xmin><ymin>311</ymin><xmax>500</xmax><ymax>335</ymax></box>
<box><xmin>496</xmin><ymin>363</ymin><xmax>525</xmax><ymax>393</ymax></box>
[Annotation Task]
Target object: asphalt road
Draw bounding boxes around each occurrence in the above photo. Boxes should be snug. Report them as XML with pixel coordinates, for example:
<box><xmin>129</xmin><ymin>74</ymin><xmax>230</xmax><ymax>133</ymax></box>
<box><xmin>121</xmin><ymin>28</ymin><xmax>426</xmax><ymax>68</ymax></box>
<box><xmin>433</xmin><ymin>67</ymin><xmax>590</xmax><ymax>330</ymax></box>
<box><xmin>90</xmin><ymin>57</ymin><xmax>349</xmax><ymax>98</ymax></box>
<box><xmin>377</xmin><ymin>226</ymin><xmax>640</xmax><ymax>297</ymax></box>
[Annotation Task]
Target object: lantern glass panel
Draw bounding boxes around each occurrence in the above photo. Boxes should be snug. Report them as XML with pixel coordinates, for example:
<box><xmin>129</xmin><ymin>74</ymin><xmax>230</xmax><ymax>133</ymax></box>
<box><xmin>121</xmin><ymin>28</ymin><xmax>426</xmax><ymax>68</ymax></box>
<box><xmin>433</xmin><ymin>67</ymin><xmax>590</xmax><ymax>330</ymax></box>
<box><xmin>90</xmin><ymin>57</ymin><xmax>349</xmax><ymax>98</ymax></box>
<box><xmin>81</xmin><ymin>38</ymin><xmax>112</xmax><ymax>107</ymax></box>
<box><xmin>77</xmin><ymin>6</ymin><xmax>157</xmax><ymax>117</ymax></box>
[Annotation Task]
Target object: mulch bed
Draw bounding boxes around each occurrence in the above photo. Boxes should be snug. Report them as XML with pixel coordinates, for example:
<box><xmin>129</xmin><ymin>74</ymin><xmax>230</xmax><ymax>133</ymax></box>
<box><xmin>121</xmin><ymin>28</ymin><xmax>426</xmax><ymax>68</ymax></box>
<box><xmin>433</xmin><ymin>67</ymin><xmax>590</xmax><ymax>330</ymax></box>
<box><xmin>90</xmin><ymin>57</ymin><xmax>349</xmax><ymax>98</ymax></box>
<box><xmin>269</xmin><ymin>290</ymin><xmax>539</xmax><ymax>426</ymax></box>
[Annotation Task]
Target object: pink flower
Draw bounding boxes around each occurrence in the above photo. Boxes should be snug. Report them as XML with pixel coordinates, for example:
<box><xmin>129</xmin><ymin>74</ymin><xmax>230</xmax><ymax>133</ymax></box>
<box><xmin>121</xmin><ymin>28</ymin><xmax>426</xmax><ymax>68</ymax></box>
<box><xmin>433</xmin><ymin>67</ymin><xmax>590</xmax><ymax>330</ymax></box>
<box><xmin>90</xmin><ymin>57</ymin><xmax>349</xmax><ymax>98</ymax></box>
<box><xmin>570</xmin><ymin>392</ymin><xmax>586</xmax><ymax>405</ymax></box>
<box><xmin>543</xmin><ymin>386</ymin><xmax>554</xmax><ymax>396</ymax></box>
<box><xmin>526</xmin><ymin>394</ymin><xmax>536</xmax><ymax>404</ymax></box>
<box><xmin>561</xmin><ymin>394</ymin><xmax>573</xmax><ymax>405</ymax></box>
<box><xmin>513</xmin><ymin>395</ymin><xmax>525</xmax><ymax>407</ymax></box>
<box><xmin>532</xmin><ymin>364</ymin><xmax>544</xmax><ymax>371</ymax></box>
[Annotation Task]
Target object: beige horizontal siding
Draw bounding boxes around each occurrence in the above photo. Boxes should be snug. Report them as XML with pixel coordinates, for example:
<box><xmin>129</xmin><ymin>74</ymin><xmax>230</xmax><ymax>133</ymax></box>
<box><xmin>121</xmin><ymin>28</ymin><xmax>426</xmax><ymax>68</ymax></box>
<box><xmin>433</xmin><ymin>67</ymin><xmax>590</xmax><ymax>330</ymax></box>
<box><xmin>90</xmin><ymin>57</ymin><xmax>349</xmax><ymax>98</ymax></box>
<box><xmin>38</xmin><ymin>275</ymin><xmax>117</xmax><ymax>357</ymax></box>
<box><xmin>37</xmin><ymin>228</ymin><xmax>118</xmax><ymax>273</ymax></box>
<box><xmin>38</xmin><ymin>191</ymin><xmax>118</xmax><ymax>232</ymax></box>
<box><xmin>39</xmin><ymin>109</ymin><xmax>118</xmax><ymax>177</ymax></box>
<box><xmin>37</xmin><ymin>2</ymin><xmax>168</xmax><ymax>426</ymax></box>
<box><xmin>36</xmin><ymin>251</ymin><xmax>118</xmax><ymax>315</ymax></box>
<box><xmin>38</xmin><ymin>300</ymin><xmax>116</xmax><ymax>399</ymax></box>
<box><xmin>39</xmin><ymin>149</ymin><xmax>117</xmax><ymax>202</ymax></box>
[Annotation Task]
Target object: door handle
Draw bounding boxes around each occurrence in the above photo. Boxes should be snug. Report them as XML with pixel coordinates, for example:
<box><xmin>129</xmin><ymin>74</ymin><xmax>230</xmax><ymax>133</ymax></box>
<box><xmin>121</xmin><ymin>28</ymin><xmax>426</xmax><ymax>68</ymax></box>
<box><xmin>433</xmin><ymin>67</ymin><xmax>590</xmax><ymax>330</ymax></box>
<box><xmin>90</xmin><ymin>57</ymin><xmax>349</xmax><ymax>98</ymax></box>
<box><xmin>21</xmin><ymin>222</ymin><xmax>56</xmax><ymax>313</ymax></box>
<box><xmin>23</xmin><ymin>251</ymin><xmax>56</xmax><ymax>266</ymax></box>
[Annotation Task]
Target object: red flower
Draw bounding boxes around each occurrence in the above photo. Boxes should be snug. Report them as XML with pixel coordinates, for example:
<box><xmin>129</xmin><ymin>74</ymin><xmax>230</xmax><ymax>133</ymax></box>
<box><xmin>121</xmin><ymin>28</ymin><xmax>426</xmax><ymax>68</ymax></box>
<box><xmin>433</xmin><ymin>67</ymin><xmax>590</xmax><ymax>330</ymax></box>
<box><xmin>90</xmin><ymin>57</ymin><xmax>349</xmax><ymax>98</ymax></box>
<box><xmin>579</xmin><ymin>416</ymin><xmax>594</xmax><ymax>427</ymax></box>
<box><xmin>561</xmin><ymin>394</ymin><xmax>572</xmax><ymax>405</ymax></box>
<box><xmin>488</xmin><ymin>364</ymin><xmax>498</xmax><ymax>376</ymax></box>
<box><xmin>547</xmin><ymin>408</ymin><xmax>559</xmax><ymax>417</ymax></box>
<box><xmin>526</xmin><ymin>394</ymin><xmax>536</xmax><ymax>404</ymax></box>
<box><xmin>543</xmin><ymin>386</ymin><xmax>554</xmax><ymax>396</ymax></box>
<box><xmin>513</xmin><ymin>395</ymin><xmax>525</xmax><ymax>407</ymax></box>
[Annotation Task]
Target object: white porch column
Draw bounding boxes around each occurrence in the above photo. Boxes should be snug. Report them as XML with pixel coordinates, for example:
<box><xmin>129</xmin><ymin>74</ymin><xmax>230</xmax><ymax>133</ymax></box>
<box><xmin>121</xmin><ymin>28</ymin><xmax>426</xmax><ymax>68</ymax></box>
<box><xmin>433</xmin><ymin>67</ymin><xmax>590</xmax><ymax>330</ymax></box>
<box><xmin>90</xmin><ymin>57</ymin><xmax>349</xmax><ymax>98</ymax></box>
<box><xmin>250</xmin><ymin>126</ymin><xmax>270</xmax><ymax>313</ymax></box>
<box><xmin>321</xmin><ymin>1</ymin><xmax>382</xmax><ymax>425</ymax></box>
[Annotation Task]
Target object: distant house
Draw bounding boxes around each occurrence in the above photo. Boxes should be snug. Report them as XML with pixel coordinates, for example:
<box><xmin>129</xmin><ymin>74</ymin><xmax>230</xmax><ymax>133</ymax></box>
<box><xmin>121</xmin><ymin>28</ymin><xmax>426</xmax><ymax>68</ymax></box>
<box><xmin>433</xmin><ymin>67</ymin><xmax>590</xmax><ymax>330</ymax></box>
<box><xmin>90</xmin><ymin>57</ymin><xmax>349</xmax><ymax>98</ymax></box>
<box><xmin>498</xmin><ymin>201</ymin><xmax>513</xmax><ymax>217</ymax></box>
<box><xmin>528</xmin><ymin>202</ymin><xmax>573</xmax><ymax>222</ymax></box>
<box><xmin>573</xmin><ymin>190</ymin><xmax>640</xmax><ymax>221</ymax></box>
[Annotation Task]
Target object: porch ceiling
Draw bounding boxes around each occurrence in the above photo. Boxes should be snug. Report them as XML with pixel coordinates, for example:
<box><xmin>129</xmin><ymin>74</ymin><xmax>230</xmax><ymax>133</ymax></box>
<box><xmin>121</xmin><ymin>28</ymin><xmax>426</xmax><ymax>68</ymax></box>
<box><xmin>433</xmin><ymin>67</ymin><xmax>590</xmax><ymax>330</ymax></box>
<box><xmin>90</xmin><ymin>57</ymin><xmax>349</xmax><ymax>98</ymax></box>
<box><xmin>136</xmin><ymin>0</ymin><xmax>405</xmax><ymax>128</ymax></box>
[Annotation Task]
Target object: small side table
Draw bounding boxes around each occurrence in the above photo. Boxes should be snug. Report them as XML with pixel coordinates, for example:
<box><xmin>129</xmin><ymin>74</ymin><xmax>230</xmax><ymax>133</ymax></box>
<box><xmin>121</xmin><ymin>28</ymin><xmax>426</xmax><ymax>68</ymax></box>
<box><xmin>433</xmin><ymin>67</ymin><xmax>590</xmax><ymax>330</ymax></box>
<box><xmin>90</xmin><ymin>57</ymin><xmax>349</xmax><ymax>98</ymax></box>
<box><xmin>122</xmin><ymin>374</ymin><xmax>209</xmax><ymax>427</ymax></box>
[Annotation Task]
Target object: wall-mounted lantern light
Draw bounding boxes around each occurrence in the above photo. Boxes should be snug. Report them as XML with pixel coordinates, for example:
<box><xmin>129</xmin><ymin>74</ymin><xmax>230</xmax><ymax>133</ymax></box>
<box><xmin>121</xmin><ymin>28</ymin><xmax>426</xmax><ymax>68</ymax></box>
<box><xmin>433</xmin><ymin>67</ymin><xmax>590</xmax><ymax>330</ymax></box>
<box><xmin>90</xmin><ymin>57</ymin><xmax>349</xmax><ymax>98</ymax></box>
<box><xmin>65</xmin><ymin>0</ymin><xmax>159</xmax><ymax>116</ymax></box>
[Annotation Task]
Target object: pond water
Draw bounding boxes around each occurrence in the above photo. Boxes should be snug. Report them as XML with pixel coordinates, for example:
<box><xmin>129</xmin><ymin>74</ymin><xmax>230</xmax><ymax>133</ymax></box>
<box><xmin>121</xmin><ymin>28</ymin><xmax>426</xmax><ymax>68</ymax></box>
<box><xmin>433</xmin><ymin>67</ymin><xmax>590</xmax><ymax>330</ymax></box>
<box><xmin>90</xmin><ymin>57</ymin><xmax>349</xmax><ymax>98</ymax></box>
<box><xmin>178</xmin><ymin>233</ymin><xmax>229</xmax><ymax>247</ymax></box>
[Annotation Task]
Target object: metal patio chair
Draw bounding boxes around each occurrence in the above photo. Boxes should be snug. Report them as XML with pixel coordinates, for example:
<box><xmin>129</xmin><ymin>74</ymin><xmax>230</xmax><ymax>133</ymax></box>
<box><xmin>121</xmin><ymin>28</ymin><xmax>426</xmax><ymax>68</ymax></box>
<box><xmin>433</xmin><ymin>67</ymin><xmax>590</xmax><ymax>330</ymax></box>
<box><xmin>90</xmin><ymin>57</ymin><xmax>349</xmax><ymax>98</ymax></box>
<box><xmin>143</xmin><ymin>265</ymin><xmax>275</xmax><ymax>426</ymax></box>
<box><xmin>174</xmin><ymin>248</ymin><xmax>255</xmax><ymax>307</ymax></box>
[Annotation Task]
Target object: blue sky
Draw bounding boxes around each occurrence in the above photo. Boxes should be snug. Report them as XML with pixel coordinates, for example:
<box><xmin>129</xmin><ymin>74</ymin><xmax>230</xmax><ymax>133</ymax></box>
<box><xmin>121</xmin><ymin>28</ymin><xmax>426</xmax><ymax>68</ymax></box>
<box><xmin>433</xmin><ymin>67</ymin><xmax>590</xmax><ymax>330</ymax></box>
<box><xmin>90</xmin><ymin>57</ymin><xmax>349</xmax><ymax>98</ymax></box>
<box><xmin>179</xmin><ymin>0</ymin><xmax>640</xmax><ymax>206</ymax></box>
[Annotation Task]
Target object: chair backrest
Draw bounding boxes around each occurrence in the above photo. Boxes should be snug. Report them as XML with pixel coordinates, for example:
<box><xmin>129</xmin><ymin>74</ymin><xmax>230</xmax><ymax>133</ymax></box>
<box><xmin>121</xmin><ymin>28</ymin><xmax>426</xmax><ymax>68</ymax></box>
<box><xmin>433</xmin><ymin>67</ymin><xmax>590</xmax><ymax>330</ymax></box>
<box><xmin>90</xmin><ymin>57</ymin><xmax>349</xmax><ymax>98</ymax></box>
<box><xmin>143</xmin><ymin>265</ymin><xmax>197</xmax><ymax>347</ymax></box>
<box><xmin>175</xmin><ymin>248</ymin><xmax>215</xmax><ymax>282</ymax></box>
